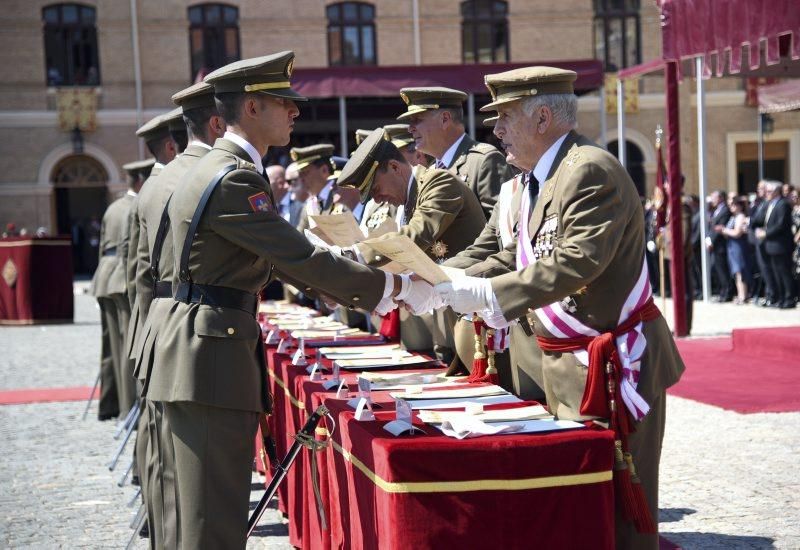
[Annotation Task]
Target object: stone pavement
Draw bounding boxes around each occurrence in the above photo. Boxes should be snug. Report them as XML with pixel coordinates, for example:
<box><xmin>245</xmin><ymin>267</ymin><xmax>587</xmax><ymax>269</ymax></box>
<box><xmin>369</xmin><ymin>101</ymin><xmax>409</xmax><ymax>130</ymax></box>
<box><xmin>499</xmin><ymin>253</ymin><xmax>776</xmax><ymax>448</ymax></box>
<box><xmin>0</xmin><ymin>288</ymin><xmax>797</xmax><ymax>548</ymax></box>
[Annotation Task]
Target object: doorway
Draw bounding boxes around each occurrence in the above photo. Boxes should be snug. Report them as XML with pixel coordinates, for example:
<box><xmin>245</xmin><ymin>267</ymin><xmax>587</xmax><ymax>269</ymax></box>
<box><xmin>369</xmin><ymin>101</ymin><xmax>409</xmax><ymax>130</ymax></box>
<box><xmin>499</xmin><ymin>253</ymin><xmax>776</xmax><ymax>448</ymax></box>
<box><xmin>51</xmin><ymin>154</ymin><xmax>109</xmax><ymax>275</ymax></box>
<box><xmin>735</xmin><ymin>141</ymin><xmax>788</xmax><ymax>195</ymax></box>
<box><xmin>608</xmin><ymin>139</ymin><xmax>646</xmax><ymax>197</ymax></box>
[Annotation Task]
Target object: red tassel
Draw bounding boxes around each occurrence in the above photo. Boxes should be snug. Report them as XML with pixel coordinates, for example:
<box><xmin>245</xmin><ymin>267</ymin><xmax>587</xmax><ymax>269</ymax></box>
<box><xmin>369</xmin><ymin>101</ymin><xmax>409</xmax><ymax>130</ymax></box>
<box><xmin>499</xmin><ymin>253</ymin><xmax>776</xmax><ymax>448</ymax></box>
<box><xmin>465</xmin><ymin>317</ymin><xmax>488</xmax><ymax>383</ymax></box>
<box><xmin>379</xmin><ymin>310</ymin><xmax>400</xmax><ymax>341</ymax></box>
<box><xmin>471</xmin><ymin>328</ymin><xmax>500</xmax><ymax>385</ymax></box>
<box><xmin>613</xmin><ymin>442</ymin><xmax>657</xmax><ymax>534</ymax></box>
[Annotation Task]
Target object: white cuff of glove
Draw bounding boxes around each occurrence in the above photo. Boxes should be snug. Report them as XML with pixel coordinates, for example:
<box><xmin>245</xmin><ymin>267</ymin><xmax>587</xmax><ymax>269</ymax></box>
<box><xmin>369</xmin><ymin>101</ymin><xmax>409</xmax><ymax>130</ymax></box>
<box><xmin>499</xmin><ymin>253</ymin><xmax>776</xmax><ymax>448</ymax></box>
<box><xmin>381</xmin><ymin>272</ymin><xmax>396</xmax><ymax>299</ymax></box>
<box><xmin>433</xmin><ymin>276</ymin><xmax>494</xmax><ymax>314</ymax></box>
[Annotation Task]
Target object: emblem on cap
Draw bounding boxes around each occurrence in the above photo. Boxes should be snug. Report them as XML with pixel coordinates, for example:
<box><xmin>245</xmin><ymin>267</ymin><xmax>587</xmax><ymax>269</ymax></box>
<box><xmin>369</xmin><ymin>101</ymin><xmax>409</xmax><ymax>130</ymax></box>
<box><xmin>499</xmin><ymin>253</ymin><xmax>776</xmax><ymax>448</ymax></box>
<box><xmin>286</xmin><ymin>58</ymin><xmax>294</xmax><ymax>78</ymax></box>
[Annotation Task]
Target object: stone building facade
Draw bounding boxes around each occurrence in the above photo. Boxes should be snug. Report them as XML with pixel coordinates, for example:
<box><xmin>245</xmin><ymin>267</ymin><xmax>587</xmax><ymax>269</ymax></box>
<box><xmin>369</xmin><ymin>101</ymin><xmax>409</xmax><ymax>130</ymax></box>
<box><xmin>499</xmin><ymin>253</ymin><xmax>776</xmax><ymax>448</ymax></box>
<box><xmin>1</xmin><ymin>0</ymin><xmax>798</xmax><ymax>259</ymax></box>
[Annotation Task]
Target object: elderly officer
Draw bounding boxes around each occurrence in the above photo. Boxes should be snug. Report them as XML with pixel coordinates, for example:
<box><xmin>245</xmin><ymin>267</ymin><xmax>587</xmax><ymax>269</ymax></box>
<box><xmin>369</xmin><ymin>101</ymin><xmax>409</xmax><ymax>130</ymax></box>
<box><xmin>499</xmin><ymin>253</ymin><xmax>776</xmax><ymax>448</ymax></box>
<box><xmin>148</xmin><ymin>51</ymin><xmax>433</xmax><ymax>549</ymax></box>
<box><xmin>334</xmin><ymin>128</ymin><xmax>486</xmax><ymax>363</ymax></box>
<box><xmin>131</xmin><ymin>81</ymin><xmax>225</xmax><ymax>549</ymax></box>
<box><xmin>398</xmin><ymin>86</ymin><xmax>513</xmax><ymax>219</ymax></box>
<box><xmin>434</xmin><ymin>67</ymin><xmax>685</xmax><ymax>549</ymax></box>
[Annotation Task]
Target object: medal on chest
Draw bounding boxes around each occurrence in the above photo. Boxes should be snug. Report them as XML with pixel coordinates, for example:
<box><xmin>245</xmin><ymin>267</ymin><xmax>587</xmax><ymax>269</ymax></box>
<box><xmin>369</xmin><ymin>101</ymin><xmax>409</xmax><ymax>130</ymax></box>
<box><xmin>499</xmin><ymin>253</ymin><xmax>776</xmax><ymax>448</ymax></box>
<box><xmin>532</xmin><ymin>214</ymin><xmax>558</xmax><ymax>260</ymax></box>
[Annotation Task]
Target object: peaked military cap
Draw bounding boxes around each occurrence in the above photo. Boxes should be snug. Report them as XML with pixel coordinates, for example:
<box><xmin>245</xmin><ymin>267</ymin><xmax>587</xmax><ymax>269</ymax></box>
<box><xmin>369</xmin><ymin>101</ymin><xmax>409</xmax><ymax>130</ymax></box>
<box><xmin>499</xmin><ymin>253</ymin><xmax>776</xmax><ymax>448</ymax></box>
<box><xmin>162</xmin><ymin>107</ymin><xmax>186</xmax><ymax>132</ymax></box>
<box><xmin>172</xmin><ymin>81</ymin><xmax>216</xmax><ymax>112</ymax></box>
<box><xmin>480</xmin><ymin>66</ymin><xmax>577</xmax><ymax>112</ymax></box>
<box><xmin>204</xmin><ymin>51</ymin><xmax>308</xmax><ymax>102</ymax></box>
<box><xmin>329</xmin><ymin>155</ymin><xmax>349</xmax><ymax>182</ymax></box>
<box><xmin>336</xmin><ymin>128</ymin><xmax>399</xmax><ymax>203</ymax></box>
<box><xmin>397</xmin><ymin>87</ymin><xmax>467</xmax><ymax>121</ymax></box>
<box><xmin>290</xmin><ymin>144</ymin><xmax>335</xmax><ymax>171</ymax></box>
<box><xmin>122</xmin><ymin>158</ymin><xmax>156</xmax><ymax>180</ymax></box>
<box><xmin>136</xmin><ymin>113</ymin><xmax>172</xmax><ymax>142</ymax></box>
<box><xmin>354</xmin><ymin>129</ymin><xmax>372</xmax><ymax>146</ymax></box>
<box><xmin>483</xmin><ymin>114</ymin><xmax>498</xmax><ymax>127</ymax></box>
<box><xmin>383</xmin><ymin>124</ymin><xmax>414</xmax><ymax>149</ymax></box>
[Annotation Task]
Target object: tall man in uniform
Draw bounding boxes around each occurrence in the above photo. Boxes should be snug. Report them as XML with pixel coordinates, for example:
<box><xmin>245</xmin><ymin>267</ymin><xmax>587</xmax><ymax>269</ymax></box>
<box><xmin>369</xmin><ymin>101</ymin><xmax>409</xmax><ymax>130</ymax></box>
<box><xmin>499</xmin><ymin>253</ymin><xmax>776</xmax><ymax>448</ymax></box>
<box><xmin>131</xmin><ymin>81</ymin><xmax>225</xmax><ymax>549</ymax></box>
<box><xmin>148</xmin><ymin>51</ymin><xmax>434</xmax><ymax>549</ymax></box>
<box><xmin>398</xmin><ymin>86</ymin><xmax>513</xmax><ymax>219</ymax></box>
<box><xmin>434</xmin><ymin>67</ymin><xmax>685</xmax><ymax>549</ymax></box>
<box><xmin>90</xmin><ymin>160</ymin><xmax>151</xmax><ymax>420</ymax></box>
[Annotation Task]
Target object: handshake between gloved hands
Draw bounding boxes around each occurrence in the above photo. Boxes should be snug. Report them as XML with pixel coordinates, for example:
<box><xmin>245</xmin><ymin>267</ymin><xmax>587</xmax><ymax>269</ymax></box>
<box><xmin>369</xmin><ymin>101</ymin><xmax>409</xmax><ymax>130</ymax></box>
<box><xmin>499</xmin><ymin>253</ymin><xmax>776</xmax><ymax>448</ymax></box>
<box><xmin>375</xmin><ymin>274</ymin><xmax>442</xmax><ymax>316</ymax></box>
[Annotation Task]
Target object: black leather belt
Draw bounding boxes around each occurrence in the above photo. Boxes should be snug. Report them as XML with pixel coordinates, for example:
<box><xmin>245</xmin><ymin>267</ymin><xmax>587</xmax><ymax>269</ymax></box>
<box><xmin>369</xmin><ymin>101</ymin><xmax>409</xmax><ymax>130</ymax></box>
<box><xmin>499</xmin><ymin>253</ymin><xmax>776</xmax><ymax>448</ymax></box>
<box><xmin>154</xmin><ymin>281</ymin><xmax>172</xmax><ymax>299</ymax></box>
<box><xmin>174</xmin><ymin>282</ymin><xmax>258</xmax><ymax>316</ymax></box>
<box><xmin>102</xmin><ymin>247</ymin><xmax>117</xmax><ymax>256</ymax></box>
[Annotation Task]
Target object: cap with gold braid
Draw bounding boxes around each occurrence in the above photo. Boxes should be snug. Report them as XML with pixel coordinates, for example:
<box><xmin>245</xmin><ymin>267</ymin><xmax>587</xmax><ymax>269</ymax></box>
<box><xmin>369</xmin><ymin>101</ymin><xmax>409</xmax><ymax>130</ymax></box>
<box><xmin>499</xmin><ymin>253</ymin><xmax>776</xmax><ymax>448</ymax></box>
<box><xmin>480</xmin><ymin>66</ymin><xmax>577</xmax><ymax>112</ymax></box>
<box><xmin>204</xmin><ymin>51</ymin><xmax>308</xmax><ymax>102</ymax></box>
<box><xmin>354</xmin><ymin>129</ymin><xmax>372</xmax><ymax>146</ymax></box>
<box><xmin>290</xmin><ymin>144</ymin><xmax>335</xmax><ymax>171</ymax></box>
<box><xmin>172</xmin><ymin>81</ymin><xmax>216</xmax><ymax>112</ymax></box>
<box><xmin>397</xmin><ymin>87</ymin><xmax>467</xmax><ymax>121</ymax></box>
<box><xmin>136</xmin><ymin>113</ymin><xmax>172</xmax><ymax>143</ymax></box>
<box><xmin>383</xmin><ymin>123</ymin><xmax>414</xmax><ymax>149</ymax></box>
<box><xmin>336</xmin><ymin>128</ymin><xmax>398</xmax><ymax>203</ymax></box>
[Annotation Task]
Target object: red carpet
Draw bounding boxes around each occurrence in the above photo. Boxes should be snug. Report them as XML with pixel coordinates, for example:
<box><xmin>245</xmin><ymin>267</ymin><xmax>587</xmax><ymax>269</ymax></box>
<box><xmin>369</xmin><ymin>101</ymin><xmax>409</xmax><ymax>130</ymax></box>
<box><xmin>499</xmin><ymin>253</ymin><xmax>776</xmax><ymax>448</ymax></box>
<box><xmin>670</xmin><ymin>326</ymin><xmax>800</xmax><ymax>413</ymax></box>
<box><xmin>0</xmin><ymin>386</ymin><xmax>95</xmax><ymax>405</ymax></box>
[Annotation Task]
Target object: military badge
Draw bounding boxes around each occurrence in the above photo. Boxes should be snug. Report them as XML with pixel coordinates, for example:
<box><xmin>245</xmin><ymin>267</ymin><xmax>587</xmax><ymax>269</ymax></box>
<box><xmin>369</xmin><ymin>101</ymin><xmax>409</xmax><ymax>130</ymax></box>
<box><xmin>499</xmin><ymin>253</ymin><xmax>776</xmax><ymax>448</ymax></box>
<box><xmin>430</xmin><ymin>241</ymin><xmax>449</xmax><ymax>263</ymax></box>
<box><xmin>248</xmin><ymin>192</ymin><xmax>271</xmax><ymax>213</ymax></box>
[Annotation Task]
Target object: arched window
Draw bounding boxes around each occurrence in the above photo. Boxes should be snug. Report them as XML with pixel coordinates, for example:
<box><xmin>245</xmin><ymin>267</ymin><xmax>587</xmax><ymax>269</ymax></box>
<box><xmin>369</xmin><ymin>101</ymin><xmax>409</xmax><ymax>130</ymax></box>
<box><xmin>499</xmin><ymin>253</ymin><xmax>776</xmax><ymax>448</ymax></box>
<box><xmin>327</xmin><ymin>2</ymin><xmax>376</xmax><ymax>66</ymax></box>
<box><xmin>593</xmin><ymin>0</ymin><xmax>640</xmax><ymax>72</ymax></box>
<box><xmin>42</xmin><ymin>4</ymin><xmax>100</xmax><ymax>86</ymax></box>
<box><xmin>461</xmin><ymin>0</ymin><xmax>509</xmax><ymax>63</ymax></box>
<box><xmin>188</xmin><ymin>3</ymin><xmax>240</xmax><ymax>82</ymax></box>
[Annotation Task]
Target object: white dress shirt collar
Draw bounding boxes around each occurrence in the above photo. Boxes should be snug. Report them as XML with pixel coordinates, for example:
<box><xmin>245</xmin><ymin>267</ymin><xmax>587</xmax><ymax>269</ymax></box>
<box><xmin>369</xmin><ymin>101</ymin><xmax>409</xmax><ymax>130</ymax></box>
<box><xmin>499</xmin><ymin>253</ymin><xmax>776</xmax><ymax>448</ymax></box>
<box><xmin>437</xmin><ymin>133</ymin><xmax>467</xmax><ymax>169</ymax></box>
<box><xmin>189</xmin><ymin>139</ymin><xmax>213</xmax><ymax>151</ymax></box>
<box><xmin>319</xmin><ymin>180</ymin><xmax>334</xmax><ymax>202</ymax></box>
<box><xmin>223</xmin><ymin>130</ymin><xmax>263</xmax><ymax>174</ymax></box>
<box><xmin>532</xmin><ymin>132</ymin><xmax>569</xmax><ymax>189</ymax></box>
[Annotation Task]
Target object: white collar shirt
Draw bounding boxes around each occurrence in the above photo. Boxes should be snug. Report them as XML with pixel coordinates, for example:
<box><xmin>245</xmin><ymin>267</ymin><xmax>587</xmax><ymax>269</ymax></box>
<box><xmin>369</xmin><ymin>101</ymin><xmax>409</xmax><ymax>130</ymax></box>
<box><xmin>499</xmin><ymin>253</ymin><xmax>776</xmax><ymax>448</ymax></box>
<box><xmin>223</xmin><ymin>131</ymin><xmax>263</xmax><ymax>174</ymax></box>
<box><xmin>531</xmin><ymin>132</ymin><xmax>569</xmax><ymax>194</ymax></box>
<box><xmin>437</xmin><ymin>133</ymin><xmax>467</xmax><ymax>169</ymax></box>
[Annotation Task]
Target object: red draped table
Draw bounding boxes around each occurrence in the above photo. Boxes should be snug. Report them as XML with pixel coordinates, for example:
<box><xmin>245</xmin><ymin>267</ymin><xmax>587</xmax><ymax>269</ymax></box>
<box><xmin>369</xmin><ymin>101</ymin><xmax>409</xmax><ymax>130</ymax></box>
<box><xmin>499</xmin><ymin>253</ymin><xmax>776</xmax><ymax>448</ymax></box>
<box><xmin>262</xmin><ymin>344</ymin><xmax>616</xmax><ymax>550</ymax></box>
<box><xmin>0</xmin><ymin>237</ymin><xmax>73</xmax><ymax>324</ymax></box>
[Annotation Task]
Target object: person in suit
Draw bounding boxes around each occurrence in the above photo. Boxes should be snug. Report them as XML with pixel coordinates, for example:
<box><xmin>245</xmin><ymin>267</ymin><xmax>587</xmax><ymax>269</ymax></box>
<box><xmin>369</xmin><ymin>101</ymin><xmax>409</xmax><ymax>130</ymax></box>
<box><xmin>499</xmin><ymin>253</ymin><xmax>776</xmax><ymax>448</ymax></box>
<box><xmin>434</xmin><ymin>66</ymin><xmax>685</xmax><ymax>549</ymax></box>
<box><xmin>331</xmin><ymin>128</ymin><xmax>486</xmax><ymax>363</ymax></box>
<box><xmin>756</xmin><ymin>180</ymin><xmax>796</xmax><ymax>308</ymax></box>
<box><xmin>706</xmin><ymin>190</ymin><xmax>732</xmax><ymax>301</ymax></box>
<box><xmin>397</xmin><ymin>86</ymin><xmax>513</xmax><ymax>219</ymax></box>
<box><xmin>131</xmin><ymin>81</ymin><xmax>225</xmax><ymax>549</ymax></box>
<box><xmin>750</xmin><ymin>180</ymin><xmax>779</xmax><ymax>305</ymax></box>
<box><xmin>445</xmin><ymin>114</ymin><xmax>545</xmax><ymax>400</ymax></box>
<box><xmin>148</xmin><ymin>51</ymin><xmax>433</xmax><ymax>549</ymax></box>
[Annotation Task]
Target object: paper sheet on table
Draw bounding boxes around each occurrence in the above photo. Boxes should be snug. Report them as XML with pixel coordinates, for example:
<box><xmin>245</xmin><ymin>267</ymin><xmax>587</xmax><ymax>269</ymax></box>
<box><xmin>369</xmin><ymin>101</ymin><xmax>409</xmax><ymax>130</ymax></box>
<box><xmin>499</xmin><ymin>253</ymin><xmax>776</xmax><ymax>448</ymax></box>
<box><xmin>406</xmin><ymin>394</ymin><xmax>522</xmax><ymax>410</ymax></box>
<box><xmin>336</xmin><ymin>355</ymin><xmax>434</xmax><ymax>369</ymax></box>
<box><xmin>309</xmin><ymin>213</ymin><xmax>366</xmax><ymax>247</ymax></box>
<box><xmin>360</xmin><ymin>234</ymin><xmax>450</xmax><ymax>285</ymax></box>
<box><xmin>438</xmin><ymin>417</ymin><xmax>524</xmax><ymax>439</ymax></box>
<box><xmin>360</xmin><ymin>371</ymin><xmax>446</xmax><ymax>389</ymax></box>
<box><xmin>434</xmin><ymin>418</ymin><xmax>584</xmax><ymax>437</ymax></box>
<box><xmin>324</xmin><ymin>349</ymin><xmax>412</xmax><ymax>361</ymax></box>
<box><xmin>418</xmin><ymin>404</ymin><xmax>552</xmax><ymax>424</ymax></box>
<box><xmin>318</xmin><ymin>344</ymin><xmax>402</xmax><ymax>355</ymax></box>
<box><xmin>390</xmin><ymin>385</ymin><xmax>508</xmax><ymax>400</ymax></box>
<box><xmin>291</xmin><ymin>328</ymin><xmax>365</xmax><ymax>338</ymax></box>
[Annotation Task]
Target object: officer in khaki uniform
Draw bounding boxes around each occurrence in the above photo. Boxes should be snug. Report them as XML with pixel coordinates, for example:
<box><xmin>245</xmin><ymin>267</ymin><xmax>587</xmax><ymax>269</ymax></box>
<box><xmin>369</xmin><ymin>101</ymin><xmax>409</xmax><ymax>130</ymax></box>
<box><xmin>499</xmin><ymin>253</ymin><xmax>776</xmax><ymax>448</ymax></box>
<box><xmin>397</xmin><ymin>87</ymin><xmax>513</xmax><ymax>219</ymax></box>
<box><xmin>293</xmin><ymin>144</ymin><xmax>337</xmax><ymax>232</ymax></box>
<box><xmin>335</xmin><ymin>128</ymin><xmax>486</xmax><ymax>361</ymax></box>
<box><xmin>131</xmin><ymin>82</ymin><xmax>225</xmax><ymax>550</ymax></box>
<box><xmin>435</xmin><ymin>67</ymin><xmax>686</xmax><ymax>550</ymax></box>
<box><xmin>90</xmin><ymin>160</ymin><xmax>151</xmax><ymax>419</ymax></box>
<box><xmin>149</xmin><ymin>51</ymin><xmax>426</xmax><ymax>548</ymax></box>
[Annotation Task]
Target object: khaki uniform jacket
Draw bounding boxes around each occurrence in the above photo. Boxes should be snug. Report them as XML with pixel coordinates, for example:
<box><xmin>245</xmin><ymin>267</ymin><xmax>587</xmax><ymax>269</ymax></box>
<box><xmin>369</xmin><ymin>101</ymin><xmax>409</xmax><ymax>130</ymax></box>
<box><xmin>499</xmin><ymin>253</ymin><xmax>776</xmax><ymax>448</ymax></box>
<box><xmin>132</xmin><ymin>144</ymin><xmax>210</xmax><ymax>384</ymax></box>
<box><xmin>148</xmin><ymin>139</ymin><xmax>387</xmax><ymax>413</ymax></box>
<box><xmin>488</xmin><ymin>131</ymin><xmax>685</xmax><ymax>418</ymax></box>
<box><xmin>360</xmin><ymin>200</ymin><xmax>397</xmax><ymax>234</ymax></box>
<box><xmin>446</xmin><ymin>134</ymin><xmax>514</xmax><ymax>220</ymax></box>
<box><xmin>125</xmin><ymin>164</ymin><xmax>163</xmax><ymax>358</ymax></box>
<box><xmin>360</xmin><ymin>166</ymin><xmax>486</xmax><ymax>266</ymax></box>
<box><xmin>91</xmin><ymin>195</ymin><xmax>133</xmax><ymax>298</ymax></box>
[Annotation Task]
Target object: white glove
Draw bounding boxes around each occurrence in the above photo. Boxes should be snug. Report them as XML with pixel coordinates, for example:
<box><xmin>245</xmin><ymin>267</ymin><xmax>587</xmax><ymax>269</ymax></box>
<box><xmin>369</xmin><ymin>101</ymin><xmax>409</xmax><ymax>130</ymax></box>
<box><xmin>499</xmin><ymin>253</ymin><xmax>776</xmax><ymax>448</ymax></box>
<box><xmin>434</xmin><ymin>276</ymin><xmax>493</xmax><ymax>314</ymax></box>
<box><xmin>481</xmin><ymin>308</ymin><xmax>512</xmax><ymax>330</ymax></box>
<box><xmin>396</xmin><ymin>274</ymin><xmax>437</xmax><ymax>315</ymax></box>
<box><xmin>303</xmin><ymin>229</ymin><xmax>343</xmax><ymax>255</ymax></box>
<box><xmin>373</xmin><ymin>294</ymin><xmax>398</xmax><ymax>316</ymax></box>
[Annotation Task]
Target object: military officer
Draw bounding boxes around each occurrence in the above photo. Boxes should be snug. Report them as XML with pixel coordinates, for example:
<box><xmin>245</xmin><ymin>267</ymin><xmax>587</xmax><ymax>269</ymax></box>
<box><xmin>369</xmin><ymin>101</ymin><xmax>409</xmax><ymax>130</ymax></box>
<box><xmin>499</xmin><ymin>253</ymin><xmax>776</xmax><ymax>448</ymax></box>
<box><xmin>148</xmin><ymin>51</ymin><xmax>433</xmax><ymax>549</ymax></box>
<box><xmin>397</xmin><ymin>86</ymin><xmax>513</xmax><ymax>219</ymax></box>
<box><xmin>130</xmin><ymin>82</ymin><xmax>225</xmax><ymax>550</ymax></box>
<box><xmin>90</xmin><ymin>159</ymin><xmax>151</xmax><ymax>419</ymax></box>
<box><xmin>336</xmin><ymin>128</ymin><xmax>486</xmax><ymax>362</ymax></box>
<box><xmin>434</xmin><ymin>67</ymin><xmax>686</xmax><ymax>549</ymax></box>
<box><xmin>293</xmin><ymin>144</ymin><xmax>337</xmax><ymax>232</ymax></box>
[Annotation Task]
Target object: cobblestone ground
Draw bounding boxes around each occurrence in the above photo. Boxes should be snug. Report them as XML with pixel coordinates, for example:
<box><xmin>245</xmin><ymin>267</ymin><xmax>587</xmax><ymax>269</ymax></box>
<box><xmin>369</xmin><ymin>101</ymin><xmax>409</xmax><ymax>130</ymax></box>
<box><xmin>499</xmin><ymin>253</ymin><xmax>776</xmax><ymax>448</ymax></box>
<box><xmin>0</xmin><ymin>288</ymin><xmax>797</xmax><ymax>548</ymax></box>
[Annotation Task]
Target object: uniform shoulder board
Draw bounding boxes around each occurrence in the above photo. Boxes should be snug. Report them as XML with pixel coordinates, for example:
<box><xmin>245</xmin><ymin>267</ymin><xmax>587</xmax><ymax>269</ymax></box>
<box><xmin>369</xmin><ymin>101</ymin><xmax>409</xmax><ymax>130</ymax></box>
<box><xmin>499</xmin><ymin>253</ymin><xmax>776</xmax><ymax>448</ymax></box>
<box><xmin>564</xmin><ymin>149</ymin><xmax>581</xmax><ymax>167</ymax></box>
<box><xmin>471</xmin><ymin>142</ymin><xmax>498</xmax><ymax>155</ymax></box>
<box><xmin>236</xmin><ymin>157</ymin><xmax>258</xmax><ymax>172</ymax></box>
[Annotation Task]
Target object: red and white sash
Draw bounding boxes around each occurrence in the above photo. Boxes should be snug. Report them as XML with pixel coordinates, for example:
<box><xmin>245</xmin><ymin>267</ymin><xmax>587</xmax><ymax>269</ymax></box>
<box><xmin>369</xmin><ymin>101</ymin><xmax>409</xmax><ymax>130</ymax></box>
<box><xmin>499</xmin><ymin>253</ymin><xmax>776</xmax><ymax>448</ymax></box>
<box><xmin>516</xmin><ymin>187</ymin><xmax>652</xmax><ymax>420</ymax></box>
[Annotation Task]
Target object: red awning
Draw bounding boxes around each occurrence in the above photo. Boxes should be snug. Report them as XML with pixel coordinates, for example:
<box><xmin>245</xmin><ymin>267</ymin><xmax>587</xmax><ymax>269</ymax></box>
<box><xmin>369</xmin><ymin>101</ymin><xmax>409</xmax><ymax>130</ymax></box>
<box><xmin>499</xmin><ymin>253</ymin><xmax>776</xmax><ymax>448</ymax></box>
<box><xmin>620</xmin><ymin>0</ymin><xmax>800</xmax><ymax>81</ymax></box>
<box><xmin>291</xmin><ymin>59</ymin><xmax>603</xmax><ymax>99</ymax></box>
<box><xmin>759</xmin><ymin>79</ymin><xmax>800</xmax><ymax>113</ymax></box>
